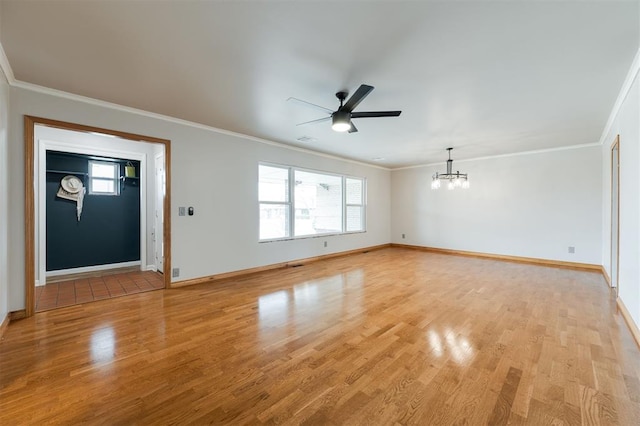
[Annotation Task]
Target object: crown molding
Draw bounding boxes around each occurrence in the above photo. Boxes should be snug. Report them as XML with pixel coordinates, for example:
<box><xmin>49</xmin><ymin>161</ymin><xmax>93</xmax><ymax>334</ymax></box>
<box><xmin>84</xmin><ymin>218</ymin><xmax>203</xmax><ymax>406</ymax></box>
<box><xmin>391</xmin><ymin>142</ymin><xmax>602</xmax><ymax>171</ymax></box>
<box><xmin>3</xmin><ymin>35</ymin><xmax>629</xmax><ymax>171</ymax></box>
<box><xmin>0</xmin><ymin>41</ymin><xmax>15</xmax><ymax>84</ymax></box>
<box><xmin>598</xmin><ymin>46</ymin><xmax>640</xmax><ymax>145</ymax></box>
<box><xmin>0</xmin><ymin>35</ymin><xmax>388</xmax><ymax>172</ymax></box>
<box><xmin>12</xmin><ymin>74</ymin><xmax>607</xmax><ymax>174</ymax></box>
<box><xmin>9</xmin><ymin>80</ymin><xmax>389</xmax><ymax>171</ymax></box>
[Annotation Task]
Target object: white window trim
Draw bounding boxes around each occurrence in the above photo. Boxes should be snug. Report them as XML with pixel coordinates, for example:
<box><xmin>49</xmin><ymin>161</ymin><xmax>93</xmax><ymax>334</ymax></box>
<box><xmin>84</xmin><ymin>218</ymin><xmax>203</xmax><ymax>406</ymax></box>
<box><xmin>344</xmin><ymin>177</ymin><xmax>366</xmax><ymax>233</ymax></box>
<box><xmin>89</xmin><ymin>160</ymin><xmax>120</xmax><ymax>196</ymax></box>
<box><xmin>259</xmin><ymin>162</ymin><xmax>367</xmax><ymax>242</ymax></box>
<box><xmin>258</xmin><ymin>163</ymin><xmax>292</xmax><ymax>240</ymax></box>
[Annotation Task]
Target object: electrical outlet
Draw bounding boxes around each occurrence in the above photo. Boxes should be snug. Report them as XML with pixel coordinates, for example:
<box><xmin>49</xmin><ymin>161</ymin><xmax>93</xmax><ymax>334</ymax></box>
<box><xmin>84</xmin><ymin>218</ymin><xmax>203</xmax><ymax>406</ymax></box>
<box><xmin>402</xmin><ymin>234</ymin><xmax>406</xmax><ymax>239</ymax></box>
<box><xmin>324</xmin><ymin>241</ymin><xmax>328</xmax><ymax>247</ymax></box>
<box><xmin>568</xmin><ymin>246</ymin><xmax>575</xmax><ymax>254</ymax></box>
<box><xmin>172</xmin><ymin>267</ymin><xmax>180</xmax><ymax>277</ymax></box>
<box><xmin>178</xmin><ymin>207</ymin><xmax>186</xmax><ymax>216</ymax></box>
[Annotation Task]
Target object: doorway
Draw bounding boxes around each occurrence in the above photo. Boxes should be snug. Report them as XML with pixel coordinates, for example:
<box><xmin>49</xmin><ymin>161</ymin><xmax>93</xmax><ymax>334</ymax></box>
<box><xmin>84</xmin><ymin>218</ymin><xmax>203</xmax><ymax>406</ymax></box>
<box><xmin>611</xmin><ymin>135</ymin><xmax>620</xmax><ymax>294</ymax></box>
<box><xmin>24</xmin><ymin>116</ymin><xmax>172</xmax><ymax>317</ymax></box>
<box><xmin>37</xmin><ymin>134</ymin><xmax>147</xmax><ymax>285</ymax></box>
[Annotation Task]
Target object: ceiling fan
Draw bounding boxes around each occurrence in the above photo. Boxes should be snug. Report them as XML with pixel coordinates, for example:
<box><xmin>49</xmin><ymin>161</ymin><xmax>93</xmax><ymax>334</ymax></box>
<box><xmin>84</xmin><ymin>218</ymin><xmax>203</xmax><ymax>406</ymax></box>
<box><xmin>288</xmin><ymin>84</ymin><xmax>401</xmax><ymax>133</ymax></box>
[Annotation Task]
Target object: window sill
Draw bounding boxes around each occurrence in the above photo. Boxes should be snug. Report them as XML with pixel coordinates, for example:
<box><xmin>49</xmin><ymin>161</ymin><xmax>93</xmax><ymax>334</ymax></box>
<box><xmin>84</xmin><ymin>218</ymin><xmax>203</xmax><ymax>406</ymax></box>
<box><xmin>259</xmin><ymin>230</ymin><xmax>366</xmax><ymax>243</ymax></box>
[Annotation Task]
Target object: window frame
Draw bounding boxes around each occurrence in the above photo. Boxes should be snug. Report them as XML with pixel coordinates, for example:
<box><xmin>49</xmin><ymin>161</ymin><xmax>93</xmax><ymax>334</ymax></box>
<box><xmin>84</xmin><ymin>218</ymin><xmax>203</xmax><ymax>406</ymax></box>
<box><xmin>344</xmin><ymin>177</ymin><xmax>366</xmax><ymax>233</ymax></box>
<box><xmin>88</xmin><ymin>160</ymin><xmax>120</xmax><ymax>196</ymax></box>
<box><xmin>258</xmin><ymin>163</ymin><xmax>292</xmax><ymax>240</ymax></box>
<box><xmin>259</xmin><ymin>162</ymin><xmax>367</xmax><ymax>242</ymax></box>
<box><xmin>293</xmin><ymin>168</ymin><xmax>344</xmax><ymax>238</ymax></box>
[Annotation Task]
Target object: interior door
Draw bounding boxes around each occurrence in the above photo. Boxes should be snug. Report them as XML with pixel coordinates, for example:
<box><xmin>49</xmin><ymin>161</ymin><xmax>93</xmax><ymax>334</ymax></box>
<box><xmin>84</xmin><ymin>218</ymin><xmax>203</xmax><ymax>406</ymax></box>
<box><xmin>155</xmin><ymin>152</ymin><xmax>165</xmax><ymax>273</ymax></box>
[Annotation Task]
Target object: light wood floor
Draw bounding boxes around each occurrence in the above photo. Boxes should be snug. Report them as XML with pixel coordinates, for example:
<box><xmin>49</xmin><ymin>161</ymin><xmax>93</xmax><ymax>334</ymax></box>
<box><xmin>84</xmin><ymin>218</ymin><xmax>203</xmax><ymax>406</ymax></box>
<box><xmin>1</xmin><ymin>248</ymin><xmax>639</xmax><ymax>424</ymax></box>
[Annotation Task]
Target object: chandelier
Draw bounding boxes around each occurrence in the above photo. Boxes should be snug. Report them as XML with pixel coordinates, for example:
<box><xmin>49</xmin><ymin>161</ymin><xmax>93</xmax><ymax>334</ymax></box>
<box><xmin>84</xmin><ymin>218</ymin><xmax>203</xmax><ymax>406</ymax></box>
<box><xmin>431</xmin><ymin>148</ymin><xmax>469</xmax><ymax>190</ymax></box>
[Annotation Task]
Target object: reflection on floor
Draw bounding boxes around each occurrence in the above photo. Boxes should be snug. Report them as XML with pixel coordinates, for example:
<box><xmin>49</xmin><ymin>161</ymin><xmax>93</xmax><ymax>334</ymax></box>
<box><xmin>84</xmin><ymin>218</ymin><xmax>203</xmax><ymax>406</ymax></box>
<box><xmin>4</xmin><ymin>249</ymin><xmax>637</xmax><ymax>423</ymax></box>
<box><xmin>35</xmin><ymin>270</ymin><xmax>164</xmax><ymax>312</ymax></box>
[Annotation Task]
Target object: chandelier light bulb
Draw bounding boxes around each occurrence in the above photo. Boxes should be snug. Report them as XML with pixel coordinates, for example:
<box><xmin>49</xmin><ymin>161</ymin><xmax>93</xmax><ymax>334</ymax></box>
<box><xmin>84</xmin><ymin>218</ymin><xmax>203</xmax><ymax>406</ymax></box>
<box><xmin>430</xmin><ymin>148</ymin><xmax>469</xmax><ymax>191</ymax></box>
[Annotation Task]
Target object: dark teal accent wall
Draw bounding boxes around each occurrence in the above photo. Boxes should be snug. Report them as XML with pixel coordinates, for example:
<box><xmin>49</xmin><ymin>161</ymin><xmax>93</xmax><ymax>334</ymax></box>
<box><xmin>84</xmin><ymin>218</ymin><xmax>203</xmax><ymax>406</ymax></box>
<box><xmin>46</xmin><ymin>151</ymin><xmax>141</xmax><ymax>271</ymax></box>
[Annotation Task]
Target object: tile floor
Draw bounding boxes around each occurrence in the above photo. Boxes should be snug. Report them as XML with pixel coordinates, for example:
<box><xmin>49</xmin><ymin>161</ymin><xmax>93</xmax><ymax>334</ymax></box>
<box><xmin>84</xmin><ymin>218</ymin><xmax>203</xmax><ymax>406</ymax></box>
<box><xmin>35</xmin><ymin>270</ymin><xmax>165</xmax><ymax>312</ymax></box>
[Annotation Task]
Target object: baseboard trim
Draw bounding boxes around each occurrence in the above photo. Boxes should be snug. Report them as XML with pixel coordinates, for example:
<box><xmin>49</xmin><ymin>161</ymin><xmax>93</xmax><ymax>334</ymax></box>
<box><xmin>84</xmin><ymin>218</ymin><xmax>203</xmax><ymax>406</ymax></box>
<box><xmin>171</xmin><ymin>244</ymin><xmax>391</xmax><ymax>288</ymax></box>
<box><xmin>46</xmin><ymin>264</ymin><xmax>142</xmax><ymax>284</ymax></box>
<box><xmin>0</xmin><ymin>314</ymin><xmax>9</xmax><ymax>340</ymax></box>
<box><xmin>390</xmin><ymin>244</ymin><xmax>601</xmax><ymax>272</ymax></box>
<box><xmin>9</xmin><ymin>310</ymin><xmax>26</xmax><ymax>321</ymax></box>
<box><xmin>617</xmin><ymin>297</ymin><xmax>640</xmax><ymax>349</ymax></box>
<box><xmin>1</xmin><ymin>310</ymin><xmax>28</xmax><ymax>341</ymax></box>
<box><xmin>46</xmin><ymin>261</ymin><xmax>141</xmax><ymax>278</ymax></box>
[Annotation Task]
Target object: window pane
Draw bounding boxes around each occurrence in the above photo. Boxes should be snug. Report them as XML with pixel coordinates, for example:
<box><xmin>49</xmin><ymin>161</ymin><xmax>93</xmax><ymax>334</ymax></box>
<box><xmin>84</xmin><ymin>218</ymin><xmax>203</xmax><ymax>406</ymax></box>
<box><xmin>294</xmin><ymin>170</ymin><xmax>342</xmax><ymax>236</ymax></box>
<box><xmin>91</xmin><ymin>162</ymin><xmax>117</xmax><ymax>179</ymax></box>
<box><xmin>259</xmin><ymin>165</ymin><xmax>289</xmax><ymax>202</ymax></box>
<box><xmin>346</xmin><ymin>178</ymin><xmax>363</xmax><ymax>204</ymax></box>
<box><xmin>92</xmin><ymin>179</ymin><xmax>115</xmax><ymax>193</ymax></box>
<box><xmin>259</xmin><ymin>203</ymin><xmax>290</xmax><ymax>239</ymax></box>
<box><xmin>346</xmin><ymin>206</ymin><xmax>363</xmax><ymax>232</ymax></box>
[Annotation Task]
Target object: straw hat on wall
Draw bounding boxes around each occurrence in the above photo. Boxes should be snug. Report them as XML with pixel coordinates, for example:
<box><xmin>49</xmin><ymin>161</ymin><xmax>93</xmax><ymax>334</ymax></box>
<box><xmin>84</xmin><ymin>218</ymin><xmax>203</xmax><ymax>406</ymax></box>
<box><xmin>57</xmin><ymin>175</ymin><xmax>86</xmax><ymax>221</ymax></box>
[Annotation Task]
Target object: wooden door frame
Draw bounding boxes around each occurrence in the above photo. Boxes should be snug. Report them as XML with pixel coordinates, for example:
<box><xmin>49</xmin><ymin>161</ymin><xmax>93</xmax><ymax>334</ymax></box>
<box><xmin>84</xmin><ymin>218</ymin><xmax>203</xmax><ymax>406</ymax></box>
<box><xmin>154</xmin><ymin>151</ymin><xmax>166</xmax><ymax>273</ymax></box>
<box><xmin>610</xmin><ymin>135</ymin><xmax>620</xmax><ymax>293</ymax></box>
<box><xmin>24</xmin><ymin>116</ymin><xmax>172</xmax><ymax>317</ymax></box>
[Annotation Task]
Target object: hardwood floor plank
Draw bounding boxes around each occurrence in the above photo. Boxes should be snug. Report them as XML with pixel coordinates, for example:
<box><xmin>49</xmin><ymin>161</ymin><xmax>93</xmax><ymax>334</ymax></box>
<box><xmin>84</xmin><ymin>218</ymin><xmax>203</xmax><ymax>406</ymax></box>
<box><xmin>488</xmin><ymin>366</ymin><xmax>523</xmax><ymax>425</ymax></box>
<box><xmin>1</xmin><ymin>248</ymin><xmax>639</xmax><ymax>424</ymax></box>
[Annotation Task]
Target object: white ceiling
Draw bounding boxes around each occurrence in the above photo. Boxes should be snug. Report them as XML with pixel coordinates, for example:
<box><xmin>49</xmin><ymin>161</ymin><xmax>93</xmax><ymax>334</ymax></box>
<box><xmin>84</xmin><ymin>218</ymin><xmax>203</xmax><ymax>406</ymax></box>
<box><xmin>1</xmin><ymin>1</ymin><xmax>638</xmax><ymax>168</ymax></box>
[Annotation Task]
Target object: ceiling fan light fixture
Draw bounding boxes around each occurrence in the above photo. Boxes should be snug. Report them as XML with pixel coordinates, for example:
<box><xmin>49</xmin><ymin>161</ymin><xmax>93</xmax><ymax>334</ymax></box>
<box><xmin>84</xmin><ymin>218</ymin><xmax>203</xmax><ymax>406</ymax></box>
<box><xmin>293</xmin><ymin>84</ymin><xmax>401</xmax><ymax>134</ymax></box>
<box><xmin>332</xmin><ymin>111</ymin><xmax>351</xmax><ymax>132</ymax></box>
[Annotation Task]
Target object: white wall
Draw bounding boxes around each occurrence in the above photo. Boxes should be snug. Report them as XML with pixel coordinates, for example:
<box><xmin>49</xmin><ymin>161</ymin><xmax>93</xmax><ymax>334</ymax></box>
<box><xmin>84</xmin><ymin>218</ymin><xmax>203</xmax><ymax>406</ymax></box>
<box><xmin>601</xmin><ymin>55</ymin><xmax>640</xmax><ymax>328</ymax></box>
<box><xmin>7</xmin><ymin>86</ymin><xmax>391</xmax><ymax>311</ymax></box>
<box><xmin>391</xmin><ymin>145</ymin><xmax>602</xmax><ymax>265</ymax></box>
<box><xmin>0</xmin><ymin>61</ymin><xmax>9</xmax><ymax>324</ymax></box>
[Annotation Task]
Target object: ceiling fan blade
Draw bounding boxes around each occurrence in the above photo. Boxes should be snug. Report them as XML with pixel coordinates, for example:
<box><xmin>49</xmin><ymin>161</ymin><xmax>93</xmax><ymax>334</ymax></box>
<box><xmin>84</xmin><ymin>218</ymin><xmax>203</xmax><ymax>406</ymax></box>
<box><xmin>296</xmin><ymin>116</ymin><xmax>331</xmax><ymax>126</ymax></box>
<box><xmin>342</xmin><ymin>84</ymin><xmax>374</xmax><ymax>113</ymax></box>
<box><xmin>351</xmin><ymin>111</ymin><xmax>402</xmax><ymax>118</ymax></box>
<box><xmin>348</xmin><ymin>122</ymin><xmax>358</xmax><ymax>133</ymax></box>
<box><xmin>287</xmin><ymin>97</ymin><xmax>333</xmax><ymax>114</ymax></box>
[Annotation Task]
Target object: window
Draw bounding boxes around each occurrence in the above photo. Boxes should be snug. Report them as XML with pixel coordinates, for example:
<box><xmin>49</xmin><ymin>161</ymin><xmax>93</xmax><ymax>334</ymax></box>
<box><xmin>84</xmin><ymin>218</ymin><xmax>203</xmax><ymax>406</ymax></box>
<box><xmin>259</xmin><ymin>163</ymin><xmax>366</xmax><ymax>241</ymax></box>
<box><xmin>294</xmin><ymin>170</ymin><xmax>342</xmax><ymax>237</ymax></box>
<box><xmin>89</xmin><ymin>160</ymin><xmax>119</xmax><ymax>195</ymax></box>
<box><xmin>345</xmin><ymin>178</ymin><xmax>365</xmax><ymax>232</ymax></box>
<box><xmin>259</xmin><ymin>164</ymin><xmax>290</xmax><ymax>240</ymax></box>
